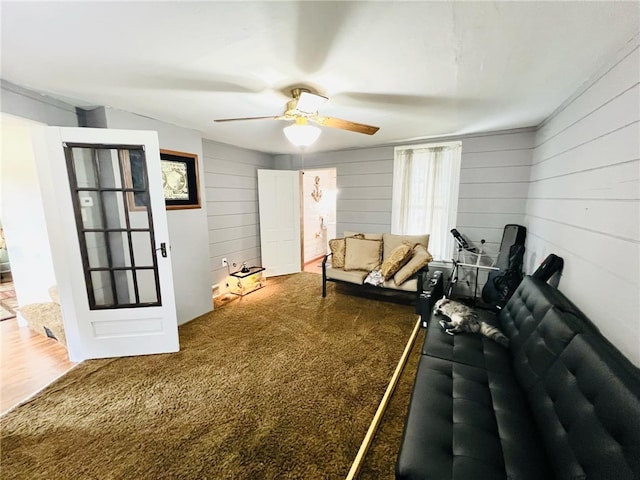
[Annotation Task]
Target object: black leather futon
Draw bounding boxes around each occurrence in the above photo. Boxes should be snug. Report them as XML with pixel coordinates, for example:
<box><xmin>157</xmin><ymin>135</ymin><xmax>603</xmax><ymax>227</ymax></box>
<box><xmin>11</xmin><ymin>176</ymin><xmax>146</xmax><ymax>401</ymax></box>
<box><xmin>396</xmin><ymin>276</ymin><xmax>640</xmax><ymax>480</ymax></box>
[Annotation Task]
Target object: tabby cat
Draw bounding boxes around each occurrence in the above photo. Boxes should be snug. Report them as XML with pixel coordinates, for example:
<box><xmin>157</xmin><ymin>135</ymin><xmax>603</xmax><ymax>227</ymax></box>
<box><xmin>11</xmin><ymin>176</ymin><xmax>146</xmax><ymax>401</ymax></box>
<box><xmin>433</xmin><ymin>297</ymin><xmax>509</xmax><ymax>348</ymax></box>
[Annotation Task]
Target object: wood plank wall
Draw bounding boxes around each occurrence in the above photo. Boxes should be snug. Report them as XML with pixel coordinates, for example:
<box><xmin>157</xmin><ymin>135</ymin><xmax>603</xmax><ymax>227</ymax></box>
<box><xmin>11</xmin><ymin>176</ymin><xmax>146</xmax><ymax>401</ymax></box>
<box><xmin>525</xmin><ymin>36</ymin><xmax>640</xmax><ymax>366</ymax></box>
<box><xmin>274</xmin><ymin>130</ymin><xmax>535</xmax><ymax>295</ymax></box>
<box><xmin>458</xmin><ymin>131</ymin><xmax>534</xmax><ymax>258</ymax></box>
<box><xmin>456</xmin><ymin>131</ymin><xmax>534</xmax><ymax>295</ymax></box>
<box><xmin>202</xmin><ymin>140</ymin><xmax>273</xmax><ymax>288</ymax></box>
<box><xmin>275</xmin><ymin>147</ymin><xmax>395</xmax><ymax>235</ymax></box>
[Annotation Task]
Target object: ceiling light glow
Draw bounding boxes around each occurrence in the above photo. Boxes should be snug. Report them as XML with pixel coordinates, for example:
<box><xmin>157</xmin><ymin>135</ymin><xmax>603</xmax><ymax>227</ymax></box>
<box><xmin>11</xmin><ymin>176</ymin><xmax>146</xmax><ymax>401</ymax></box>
<box><xmin>283</xmin><ymin>118</ymin><xmax>321</xmax><ymax>147</ymax></box>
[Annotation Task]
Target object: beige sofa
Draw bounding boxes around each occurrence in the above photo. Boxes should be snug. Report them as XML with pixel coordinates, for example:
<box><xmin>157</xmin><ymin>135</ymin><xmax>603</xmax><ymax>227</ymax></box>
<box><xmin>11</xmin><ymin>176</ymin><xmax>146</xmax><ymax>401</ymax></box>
<box><xmin>321</xmin><ymin>232</ymin><xmax>432</xmax><ymax>301</ymax></box>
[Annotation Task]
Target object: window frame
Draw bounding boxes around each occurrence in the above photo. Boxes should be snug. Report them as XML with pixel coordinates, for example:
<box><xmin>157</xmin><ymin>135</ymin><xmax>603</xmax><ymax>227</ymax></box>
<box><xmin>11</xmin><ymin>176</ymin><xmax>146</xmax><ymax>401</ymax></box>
<box><xmin>391</xmin><ymin>140</ymin><xmax>462</xmax><ymax>261</ymax></box>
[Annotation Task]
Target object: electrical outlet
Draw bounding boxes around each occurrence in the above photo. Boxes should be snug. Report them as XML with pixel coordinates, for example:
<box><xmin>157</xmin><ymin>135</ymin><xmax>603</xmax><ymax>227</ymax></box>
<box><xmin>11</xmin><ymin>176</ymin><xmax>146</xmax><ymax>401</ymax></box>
<box><xmin>222</xmin><ymin>258</ymin><xmax>228</xmax><ymax>267</ymax></box>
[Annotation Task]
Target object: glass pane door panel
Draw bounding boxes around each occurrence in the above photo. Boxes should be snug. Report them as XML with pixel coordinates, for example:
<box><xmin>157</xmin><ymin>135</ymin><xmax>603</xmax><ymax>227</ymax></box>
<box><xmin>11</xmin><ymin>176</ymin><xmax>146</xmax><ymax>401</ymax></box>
<box><xmin>114</xmin><ymin>270</ymin><xmax>134</xmax><ymax>305</ymax></box>
<box><xmin>91</xmin><ymin>271</ymin><xmax>114</xmax><ymax>306</ymax></box>
<box><xmin>102</xmin><ymin>191</ymin><xmax>128</xmax><ymax>229</ymax></box>
<box><xmin>136</xmin><ymin>269</ymin><xmax>159</xmax><ymax>304</ymax></box>
<box><xmin>108</xmin><ymin>232</ymin><xmax>132</xmax><ymax>267</ymax></box>
<box><xmin>85</xmin><ymin>232</ymin><xmax>109</xmax><ymax>269</ymax></box>
<box><xmin>131</xmin><ymin>232</ymin><xmax>154</xmax><ymax>267</ymax></box>
<box><xmin>128</xmin><ymin>208</ymin><xmax>149</xmax><ymax>229</ymax></box>
<box><xmin>96</xmin><ymin>149</ymin><xmax>123</xmax><ymax>189</ymax></box>
<box><xmin>79</xmin><ymin>191</ymin><xmax>104</xmax><ymax>229</ymax></box>
<box><xmin>71</xmin><ymin>148</ymin><xmax>98</xmax><ymax>188</ymax></box>
<box><xmin>127</xmin><ymin>150</ymin><xmax>147</xmax><ymax>191</ymax></box>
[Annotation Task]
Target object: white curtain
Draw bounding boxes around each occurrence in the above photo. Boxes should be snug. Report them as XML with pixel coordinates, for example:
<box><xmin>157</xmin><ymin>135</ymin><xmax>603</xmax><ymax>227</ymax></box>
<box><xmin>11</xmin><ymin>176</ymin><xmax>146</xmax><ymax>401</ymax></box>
<box><xmin>391</xmin><ymin>142</ymin><xmax>461</xmax><ymax>261</ymax></box>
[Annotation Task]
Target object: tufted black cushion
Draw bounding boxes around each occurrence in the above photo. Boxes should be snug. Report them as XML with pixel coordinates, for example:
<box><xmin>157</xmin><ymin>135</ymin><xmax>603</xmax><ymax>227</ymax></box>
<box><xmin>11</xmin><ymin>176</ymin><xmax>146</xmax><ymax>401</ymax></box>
<box><xmin>499</xmin><ymin>276</ymin><xmax>582</xmax><ymax>354</ymax></box>
<box><xmin>422</xmin><ymin>309</ymin><xmax>512</xmax><ymax>372</ymax></box>
<box><xmin>511</xmin><ymin>306</ymin><xmax>589</xmax><ymax>392</ymax></box>
<box><xmin>396</xmin><ymin>355</ymin><xmax>552</xmax><ymax>480</ymax></box>
<box><xmin>528</xmin><ymin>334</ymin><xmax>640</xmax><ymax>479</ymax></box>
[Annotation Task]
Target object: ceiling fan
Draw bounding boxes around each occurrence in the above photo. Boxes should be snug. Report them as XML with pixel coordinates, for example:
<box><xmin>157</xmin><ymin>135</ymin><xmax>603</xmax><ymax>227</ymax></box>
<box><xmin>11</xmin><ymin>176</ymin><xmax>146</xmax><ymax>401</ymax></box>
<box><xmin>214</xmin><ymin>88</ymin><xmax>380</xmax><ymax>136</ymax></box>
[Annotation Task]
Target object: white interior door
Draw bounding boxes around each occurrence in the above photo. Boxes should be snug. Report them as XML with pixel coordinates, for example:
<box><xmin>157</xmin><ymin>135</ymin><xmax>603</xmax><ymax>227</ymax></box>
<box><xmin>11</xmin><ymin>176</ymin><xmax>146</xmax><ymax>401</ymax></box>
<box><xmin>258</xmin><ymin>169</ymin><xmax>301</xmax><ymax>277</ymax></box>
<box><xmin>32</xmin><ymin>126</ymin><xmax>179</xmax><ymax>362</ymax></box>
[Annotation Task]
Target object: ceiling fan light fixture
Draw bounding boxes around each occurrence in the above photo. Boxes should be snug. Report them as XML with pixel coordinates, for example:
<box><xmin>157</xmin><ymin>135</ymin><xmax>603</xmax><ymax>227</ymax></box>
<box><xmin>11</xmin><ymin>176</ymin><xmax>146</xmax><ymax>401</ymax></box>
<box><xmin>283</xmin><ymin>118</ymin><xmax>321</xmax><ymax>147</ymax></box>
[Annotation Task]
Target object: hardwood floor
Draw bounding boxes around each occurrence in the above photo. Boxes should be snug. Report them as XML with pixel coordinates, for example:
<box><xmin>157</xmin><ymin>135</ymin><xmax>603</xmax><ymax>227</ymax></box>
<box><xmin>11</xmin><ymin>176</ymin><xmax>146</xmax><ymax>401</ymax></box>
<box><xmin>1</xmin><ymin>318</ymin><xmax>77</xmax><ymax>414</ymax></box>
<box><xmin>303</xmin><ymin>256</ymin><xmax>324</xmax><ymax>274</ymax></box>
<box><xmin>0</xmin><ymin>279</ymin><xmax>18</xmax><ymax>319</ymax></box>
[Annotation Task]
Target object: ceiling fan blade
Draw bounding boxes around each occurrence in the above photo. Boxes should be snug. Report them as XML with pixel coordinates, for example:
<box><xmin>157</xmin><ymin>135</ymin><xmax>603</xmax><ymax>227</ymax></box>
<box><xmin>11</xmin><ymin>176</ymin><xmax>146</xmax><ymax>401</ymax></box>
<box><xmin>314</xmin><ymin>116</ymin><xmax>379</xmax><ymax>135</ymax></box>
<box><xmin>214</xmin><ymin>115</ymin><xmax>280</xmax><ymax>123</ymax></box>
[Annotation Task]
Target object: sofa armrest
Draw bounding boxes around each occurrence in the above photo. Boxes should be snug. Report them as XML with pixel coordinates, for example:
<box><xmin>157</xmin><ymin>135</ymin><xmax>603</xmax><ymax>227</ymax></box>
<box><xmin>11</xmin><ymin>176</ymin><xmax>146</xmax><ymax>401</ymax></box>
<box><xmin>322</xmin><ymin>253</ymin><xmax>332</xmax><ymax>297</ymax></box>
<box><xmin>416</xmin><ymin>265</ymin><xmax>429</xmax><ymax>291</ymax></box>
<box><xmin>415</xmin><ymin>265</ymin><xmax>429</xmax><ymax>311</ymax></box>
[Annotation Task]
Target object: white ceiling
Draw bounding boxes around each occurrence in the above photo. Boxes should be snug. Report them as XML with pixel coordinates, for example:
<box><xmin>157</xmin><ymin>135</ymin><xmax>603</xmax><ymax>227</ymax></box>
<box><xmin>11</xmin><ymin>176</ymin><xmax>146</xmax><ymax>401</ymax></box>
<box><xmin>1</xmin><ymin>1</ymin><xmax>638</xmax><ymax>154</ymax></box>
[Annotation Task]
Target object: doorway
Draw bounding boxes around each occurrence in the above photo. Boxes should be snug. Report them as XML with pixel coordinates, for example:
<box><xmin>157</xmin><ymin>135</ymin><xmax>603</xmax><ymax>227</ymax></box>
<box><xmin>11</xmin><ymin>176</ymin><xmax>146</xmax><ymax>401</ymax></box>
<box><xmin>301</xmin><ymin>168</ymin><xmax>336</xmax><ymax>272</ymax></box>
<box><xmin>257</xmin><ymin>168</ymin><xmax>337</xmax><ymax>276</ymax></box>
<box><xmin>1</xmin><ymin>117</ymin><xmax>180</xmax><ymax>410</ymax></box>
<box><xmin>0</xmin><ymin>219</ymin><xmax>17</xmax><ymax>320</ymax></box>
<box><xmin>0</xmin><ymin>114</ymin><xmax>74</xmax><ymax>413</ymax></box>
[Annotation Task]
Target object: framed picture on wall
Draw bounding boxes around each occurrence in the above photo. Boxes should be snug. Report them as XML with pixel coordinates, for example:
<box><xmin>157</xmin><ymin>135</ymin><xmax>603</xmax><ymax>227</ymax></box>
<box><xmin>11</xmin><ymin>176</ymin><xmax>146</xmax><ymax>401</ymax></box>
<box><xmin>159</xmin><ymin>149</ymin><xmax>201</xmax><ymax>210</ymax></box>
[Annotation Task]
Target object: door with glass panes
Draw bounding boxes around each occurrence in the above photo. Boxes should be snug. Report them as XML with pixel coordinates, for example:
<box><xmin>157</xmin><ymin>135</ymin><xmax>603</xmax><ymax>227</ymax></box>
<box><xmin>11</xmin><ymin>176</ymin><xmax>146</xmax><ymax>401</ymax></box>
<box><xmin>34</xmin><ymin>127</ymin><xmax>178</xmax><ymax>362</ymax></box>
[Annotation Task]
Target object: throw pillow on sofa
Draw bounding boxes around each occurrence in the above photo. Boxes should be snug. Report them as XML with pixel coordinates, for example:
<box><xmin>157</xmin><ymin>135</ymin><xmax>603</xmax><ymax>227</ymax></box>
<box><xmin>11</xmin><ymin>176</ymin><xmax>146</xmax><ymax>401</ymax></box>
<box><xmin>344</xmin><ymin>237</ymin><xmax>382</xmax><ymax>271</ymax></box>
<box><xmin>394</xmin><ymin>244</ymin><xmax>433</xmax><ymax>285</ymax></box>
<box><xmin>380</xmin><ymin>242</ymin><xmax>413</xmax><ymax>280</ymax></box>
<box><xmin>382</xmin><ymin>233</ymin><xmax>429</xmax><ymax>260</ymax></box>
<box><xmin>328</xmin><ymin>238</ymin><xmax>346</xmax><ymax>268</ymax></box>
<box><xmin>329</xmin><ymin>234</ymin><xmax>364</xmax><ymax>268</ymax></box>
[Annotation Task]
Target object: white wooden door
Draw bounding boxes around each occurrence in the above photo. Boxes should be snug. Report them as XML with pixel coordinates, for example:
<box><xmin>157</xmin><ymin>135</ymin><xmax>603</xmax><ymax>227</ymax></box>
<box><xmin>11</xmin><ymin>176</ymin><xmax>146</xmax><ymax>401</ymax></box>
<box><xmin>32</xmin><ymin>127</ymin><xmax>179</xmax><ymax>362</ymax></box>
<box><xmin>257</xmin><ymin>169</ymin><xmax>302</xmax><ymax>277</ymax></box>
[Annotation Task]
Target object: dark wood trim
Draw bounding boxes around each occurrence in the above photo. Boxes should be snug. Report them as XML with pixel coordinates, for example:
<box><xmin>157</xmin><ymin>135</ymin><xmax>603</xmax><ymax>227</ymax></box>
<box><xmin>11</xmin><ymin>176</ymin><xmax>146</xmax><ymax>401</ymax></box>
<box><xmin>159</xmin><ymin>149</ymin><xmax>201</xmax><ymax>210</ymax></box>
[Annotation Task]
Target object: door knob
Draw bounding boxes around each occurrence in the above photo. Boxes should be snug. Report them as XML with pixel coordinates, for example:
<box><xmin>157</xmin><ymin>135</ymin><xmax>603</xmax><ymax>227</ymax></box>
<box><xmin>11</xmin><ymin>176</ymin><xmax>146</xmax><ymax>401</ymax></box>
<box><xmin>156</xmin><ymin>243</ymin><xmax>167</xmax><ymax>258</ymax></box>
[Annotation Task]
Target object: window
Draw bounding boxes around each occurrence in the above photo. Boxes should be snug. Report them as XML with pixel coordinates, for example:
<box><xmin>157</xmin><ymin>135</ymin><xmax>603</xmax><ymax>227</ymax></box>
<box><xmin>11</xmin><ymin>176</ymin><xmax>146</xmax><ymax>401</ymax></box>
<box><xmin>391</xmin><ymin>141</ymin><xmax>462</xmax><ymax>261</ymax></box>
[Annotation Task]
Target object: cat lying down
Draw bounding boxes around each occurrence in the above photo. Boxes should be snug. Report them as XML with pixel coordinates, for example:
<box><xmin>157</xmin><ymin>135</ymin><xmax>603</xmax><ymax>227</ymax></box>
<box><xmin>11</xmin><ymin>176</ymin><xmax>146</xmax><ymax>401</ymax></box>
<box><xmin>433</xmin><ymin>297</ymin><xmax>510</xmax><ymax>348</ymax></box>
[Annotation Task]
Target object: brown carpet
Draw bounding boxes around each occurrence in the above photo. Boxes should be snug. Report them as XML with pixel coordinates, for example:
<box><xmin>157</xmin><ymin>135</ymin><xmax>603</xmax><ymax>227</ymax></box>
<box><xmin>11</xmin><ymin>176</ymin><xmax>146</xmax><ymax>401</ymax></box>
<box><xmin>1</xmin><ymin>272</ymin><xmax>418</xmax><ymax>479</ymax></box>
<box><xmin>358</xmin><ymin>327</ymin><xmax>424</xmax><ymax>479</ymax></box>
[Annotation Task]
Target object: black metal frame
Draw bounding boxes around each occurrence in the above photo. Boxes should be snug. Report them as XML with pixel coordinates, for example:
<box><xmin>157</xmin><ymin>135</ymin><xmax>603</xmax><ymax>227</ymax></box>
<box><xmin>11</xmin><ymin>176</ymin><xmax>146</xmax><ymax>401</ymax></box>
<box><xmin>64</xmin><ymin>143</ymin><xmax>162</xmax><ymax>310</ymax></box>
<box><xmin>321</xmin><ymin>253</ymin><xmax>428</xmax><ymax>314</ymax></box>
<box><xmin>160</xmin><ymin>149</ymin><xmax>201</xmax><ymax>209</ymax></box>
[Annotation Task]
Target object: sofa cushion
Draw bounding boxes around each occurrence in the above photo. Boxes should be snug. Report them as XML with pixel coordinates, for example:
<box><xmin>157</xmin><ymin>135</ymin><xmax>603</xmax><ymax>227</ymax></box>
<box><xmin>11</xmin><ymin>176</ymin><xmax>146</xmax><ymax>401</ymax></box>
<box><xmin>380</xmin><ymin>242</ymin><xmax>413</xmax><ymax>279</ymax></box>
<box><xmin>382</xmin><ymin>276</ymin><xmax>418</xmax><ymax>292</ymax></box>
<box><xmin>325</xmin><ymin>267</ymin><xmax>418</xmax><ymax>291</ymax></box>
<box><xmin>396</xmin><ymin>355</ymin><xmax>551</xmax><ymax>480</ymax></box>
<box><xmin>422</xmin><ymin>309</ymin><xmax>512</xmax><ymax>372</ymax></box>
<box><xmin>382</xmin><ymin>233</ymin><xmax>429</xmax><ymax>261</ymax></box>
<box><xmin>324</xmin><ymin>267</ymin><xmax>368</xmax><ymax>284</ymax></box>
<box><xmin>528</xmin><ymin>334</ymin><xmax>640</xmax><ymax>479</ymax></box>
<box><xmin>511</xmin><ymin>306</ymin><xmax>587</xmax><ymax>392</ymax></box>
<box><xmin>394</xmin><ymin>245</ymin><xmax>433</xmax><ymax>285</ymax></box>
<box><xmin>344</xmin><ymin>237</ymin><xmax>382</xmax><ymax>271</ymax></box>
<box><xmin>499</xmin><ymin>276</ymin><xmax>582</xmax><ymax>354</ymax></box>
